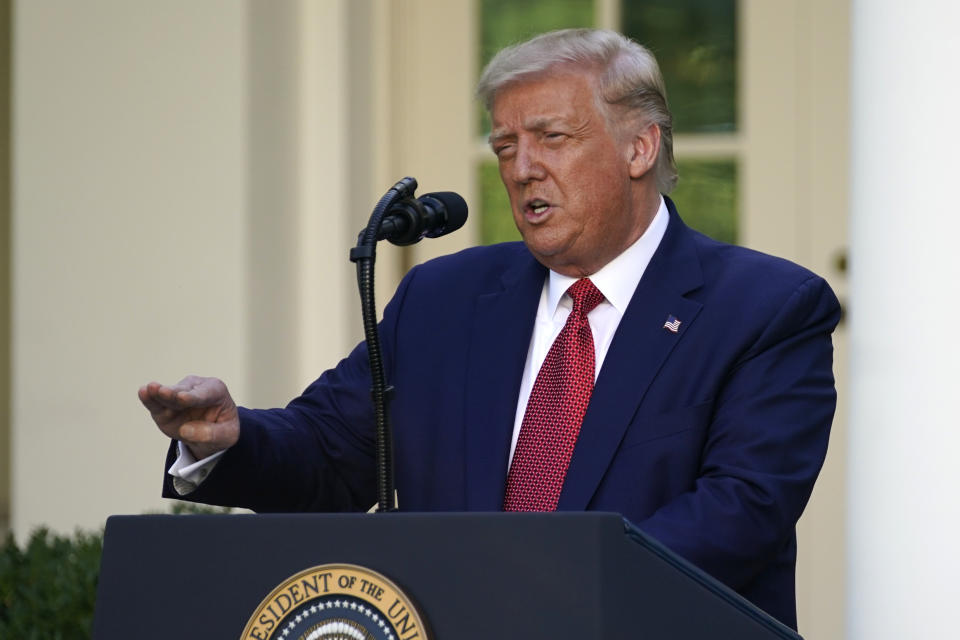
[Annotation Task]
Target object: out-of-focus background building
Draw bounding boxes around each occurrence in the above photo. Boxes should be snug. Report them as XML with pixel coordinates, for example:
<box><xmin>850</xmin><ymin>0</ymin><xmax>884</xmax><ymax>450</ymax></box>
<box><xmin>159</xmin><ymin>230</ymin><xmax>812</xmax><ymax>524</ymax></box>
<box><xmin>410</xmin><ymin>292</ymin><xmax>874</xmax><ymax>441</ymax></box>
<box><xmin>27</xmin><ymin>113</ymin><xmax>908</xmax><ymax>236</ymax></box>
<box><xmin>0</xmin><ymin>1</ymin><xmax>957</xmax><ymax>638</ymax></box>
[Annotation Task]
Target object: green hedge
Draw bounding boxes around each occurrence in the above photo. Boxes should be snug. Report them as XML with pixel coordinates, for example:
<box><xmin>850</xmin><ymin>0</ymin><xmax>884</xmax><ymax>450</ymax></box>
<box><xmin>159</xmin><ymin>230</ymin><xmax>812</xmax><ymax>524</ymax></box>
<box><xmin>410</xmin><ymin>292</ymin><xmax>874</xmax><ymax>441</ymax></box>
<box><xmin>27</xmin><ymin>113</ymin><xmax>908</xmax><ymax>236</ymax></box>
<box><xmin>0</xmin><ymin>503</ymin><xmax>230</xmax><ymax>638</ymax></box>
<box><xmin>0</xmin><ymin>527</ymin><xmax>102</xmax><ymax>639</ymax></box>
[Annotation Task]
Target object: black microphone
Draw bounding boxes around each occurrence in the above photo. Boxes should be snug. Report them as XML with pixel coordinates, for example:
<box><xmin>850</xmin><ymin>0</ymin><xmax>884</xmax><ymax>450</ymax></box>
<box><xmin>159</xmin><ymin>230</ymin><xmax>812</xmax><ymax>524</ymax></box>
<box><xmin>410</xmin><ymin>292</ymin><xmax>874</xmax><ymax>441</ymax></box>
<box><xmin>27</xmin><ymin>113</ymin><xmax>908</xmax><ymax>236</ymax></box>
<box><xmin>376</xmin><ymin>192</ymin><xmax>468</xmax><ymax>246</ymax></box>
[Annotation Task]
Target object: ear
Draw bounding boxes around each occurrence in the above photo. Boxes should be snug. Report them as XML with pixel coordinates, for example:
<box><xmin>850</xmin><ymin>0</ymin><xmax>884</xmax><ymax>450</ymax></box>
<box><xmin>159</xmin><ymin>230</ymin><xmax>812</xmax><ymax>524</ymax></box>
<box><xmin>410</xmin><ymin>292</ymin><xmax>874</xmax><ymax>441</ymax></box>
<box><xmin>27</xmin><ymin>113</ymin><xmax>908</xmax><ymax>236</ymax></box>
<box><xmin>627</xmin><ymin>123</ymin><xmax>661</xmax><ymax>179</ymax></box>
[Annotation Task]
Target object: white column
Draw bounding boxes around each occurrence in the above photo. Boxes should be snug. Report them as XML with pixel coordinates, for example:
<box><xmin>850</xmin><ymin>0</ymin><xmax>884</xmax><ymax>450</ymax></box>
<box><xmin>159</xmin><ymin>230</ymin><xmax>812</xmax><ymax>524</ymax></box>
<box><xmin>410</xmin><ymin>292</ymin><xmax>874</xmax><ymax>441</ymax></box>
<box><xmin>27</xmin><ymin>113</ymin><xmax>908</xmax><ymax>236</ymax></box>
<box><xmin>848</xmin><ymin>2</ymin><xmax>960</xmax><ymax>637</ymax></box>
<box><xmin>291</xmin><ymin>0</ymin><xmax>355</xmax><ymax>391</ymax></box>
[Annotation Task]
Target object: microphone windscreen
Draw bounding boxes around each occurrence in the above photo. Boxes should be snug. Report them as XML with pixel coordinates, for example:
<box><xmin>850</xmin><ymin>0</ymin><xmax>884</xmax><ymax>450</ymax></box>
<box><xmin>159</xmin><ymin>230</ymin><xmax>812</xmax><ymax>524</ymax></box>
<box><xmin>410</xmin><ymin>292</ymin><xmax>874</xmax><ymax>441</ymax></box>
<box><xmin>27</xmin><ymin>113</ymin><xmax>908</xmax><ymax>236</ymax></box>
<box><xmin>422</xmin><ymin>192</ymin><xmax>468</xmax><ymax>237</ymax></box>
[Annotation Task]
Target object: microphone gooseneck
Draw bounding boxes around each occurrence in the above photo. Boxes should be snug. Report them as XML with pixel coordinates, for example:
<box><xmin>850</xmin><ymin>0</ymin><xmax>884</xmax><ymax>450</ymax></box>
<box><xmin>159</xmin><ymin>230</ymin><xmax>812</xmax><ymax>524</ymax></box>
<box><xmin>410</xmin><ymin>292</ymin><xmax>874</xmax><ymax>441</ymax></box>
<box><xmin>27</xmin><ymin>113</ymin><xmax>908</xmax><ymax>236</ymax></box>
<box><xmin>349</xmin><ymin>178</ymin><xmax>468</xmax><ymax>513</ymax></box>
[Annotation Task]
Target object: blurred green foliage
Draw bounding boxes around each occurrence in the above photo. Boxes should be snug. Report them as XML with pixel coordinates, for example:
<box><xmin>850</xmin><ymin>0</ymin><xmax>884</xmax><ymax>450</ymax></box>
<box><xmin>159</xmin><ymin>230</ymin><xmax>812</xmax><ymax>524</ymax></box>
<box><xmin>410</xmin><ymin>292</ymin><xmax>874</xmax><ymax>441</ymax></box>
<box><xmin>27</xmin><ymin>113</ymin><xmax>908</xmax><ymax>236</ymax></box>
<box><xmin>479</xmin><ymin>0</ymin><xmax>594</xmax><ymax>70</ymax></box>
<box><xmin>671</xmin><ymin>158</ymin><xmax>737</xmax><ymax>244</ymax></box>
<box><xmin>621</xmin><ymin>0</ymin><xmax>737</xmax><ymax>132</ymax></box>
<box><xmin>479</xmin><ymin>160</ymin><xmax>521</xmax><ymax>245</ymax></box>
<box><xmin>478</xmin><ymin>0</ymin><xmax>737</xmax><ymax>134</ymax></box>
<box><xmin>167</xmin><ymin>501</ymin><xmax>233</xmax><ymax>516</ymax></box>
<box><xmin>0</xmin><ymin>527</ymin><xmax>102</xmax><ymax>639</ymax></box>
<box><xmin>478</xmin><ymin>0</ymin><xmax>594</xmax><ymax>134</ymax></box>
<box><xmin>0</xmin><ymin>502</ymin><xmax>232</xmax><ymax>638</ymax></box>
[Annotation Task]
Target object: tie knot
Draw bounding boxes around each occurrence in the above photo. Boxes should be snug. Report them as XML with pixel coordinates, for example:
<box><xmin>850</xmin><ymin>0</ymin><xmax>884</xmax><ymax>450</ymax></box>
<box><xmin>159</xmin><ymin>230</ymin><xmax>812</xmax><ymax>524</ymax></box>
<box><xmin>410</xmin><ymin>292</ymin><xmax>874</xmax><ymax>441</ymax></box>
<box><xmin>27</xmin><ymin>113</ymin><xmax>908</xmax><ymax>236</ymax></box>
<box><xmin>566</xmin><ymin>278</ymin><xmax>604</xmax><ymax>316</ymax></box>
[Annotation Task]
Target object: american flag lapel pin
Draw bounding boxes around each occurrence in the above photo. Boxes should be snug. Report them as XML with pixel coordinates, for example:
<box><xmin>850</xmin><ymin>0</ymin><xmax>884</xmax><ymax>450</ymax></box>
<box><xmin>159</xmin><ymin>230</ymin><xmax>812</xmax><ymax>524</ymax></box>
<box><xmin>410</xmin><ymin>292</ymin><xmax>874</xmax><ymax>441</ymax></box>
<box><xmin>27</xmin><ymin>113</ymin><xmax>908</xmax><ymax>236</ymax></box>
<box><xmin>663</xmin><ymin>315</ymin><xmax>681</xmax><ymax>333</ymax></box>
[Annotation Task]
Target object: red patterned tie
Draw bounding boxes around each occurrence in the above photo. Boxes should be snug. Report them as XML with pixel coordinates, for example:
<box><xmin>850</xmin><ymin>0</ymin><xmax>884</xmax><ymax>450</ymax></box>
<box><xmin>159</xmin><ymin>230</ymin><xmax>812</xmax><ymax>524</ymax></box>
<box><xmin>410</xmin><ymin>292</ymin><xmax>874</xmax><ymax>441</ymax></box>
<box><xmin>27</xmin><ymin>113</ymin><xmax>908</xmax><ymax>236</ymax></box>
<box><xmin>503</xmin><ymin>278</ymin><xmax>605</xmax><ymax>511</ymax></box>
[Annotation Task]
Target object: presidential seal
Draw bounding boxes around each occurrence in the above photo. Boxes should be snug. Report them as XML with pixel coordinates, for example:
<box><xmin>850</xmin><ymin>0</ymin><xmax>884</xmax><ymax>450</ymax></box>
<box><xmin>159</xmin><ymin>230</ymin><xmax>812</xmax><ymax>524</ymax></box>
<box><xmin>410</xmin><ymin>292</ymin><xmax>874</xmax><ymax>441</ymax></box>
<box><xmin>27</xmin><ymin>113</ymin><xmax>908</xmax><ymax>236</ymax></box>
<box><xmin>241</xmin><ymin>564</ymin><xmax>429</xmax><ymax>640</ymax></box>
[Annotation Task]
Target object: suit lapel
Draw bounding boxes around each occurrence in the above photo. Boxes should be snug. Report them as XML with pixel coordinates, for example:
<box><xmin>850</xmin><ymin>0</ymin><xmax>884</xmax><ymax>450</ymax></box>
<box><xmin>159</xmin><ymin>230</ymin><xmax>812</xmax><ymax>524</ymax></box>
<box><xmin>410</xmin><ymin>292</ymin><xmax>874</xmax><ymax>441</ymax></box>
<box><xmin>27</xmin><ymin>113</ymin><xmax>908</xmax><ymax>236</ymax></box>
<box><xmin>464</xmin><ymin>250</ymin><xmax>546</xmax><ymax>510</ymax></box>
<box><xmin>558</xmin><ymin>205</ymin><xmax>705</xmax><ymax>511</ymax></box>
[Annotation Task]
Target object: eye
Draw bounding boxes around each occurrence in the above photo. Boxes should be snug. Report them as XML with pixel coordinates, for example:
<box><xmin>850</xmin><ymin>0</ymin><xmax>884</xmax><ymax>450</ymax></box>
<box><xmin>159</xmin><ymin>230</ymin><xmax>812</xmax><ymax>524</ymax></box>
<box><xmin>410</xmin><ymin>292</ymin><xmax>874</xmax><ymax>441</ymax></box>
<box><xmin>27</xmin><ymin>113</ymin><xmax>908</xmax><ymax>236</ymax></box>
<box><xmin>543</xmin><ymin>131</ymin><xmax>566</xmax><ymax>145</ymax></box>
<box><xmin>494</xmin><ymin>143</ymin><xmax>516</xmax><ymax>159</ymax></box>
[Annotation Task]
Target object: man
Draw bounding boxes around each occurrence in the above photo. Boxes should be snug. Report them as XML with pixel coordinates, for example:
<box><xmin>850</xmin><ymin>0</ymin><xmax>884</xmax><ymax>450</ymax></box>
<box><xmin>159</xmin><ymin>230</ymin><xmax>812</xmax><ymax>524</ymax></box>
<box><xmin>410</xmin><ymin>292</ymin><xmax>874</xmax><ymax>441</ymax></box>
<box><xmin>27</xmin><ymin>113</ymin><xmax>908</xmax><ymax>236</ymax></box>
<box><xmin>139</xmin><ymin>29</ymin><xmax>839</xmax><ymax>629</ymax></box>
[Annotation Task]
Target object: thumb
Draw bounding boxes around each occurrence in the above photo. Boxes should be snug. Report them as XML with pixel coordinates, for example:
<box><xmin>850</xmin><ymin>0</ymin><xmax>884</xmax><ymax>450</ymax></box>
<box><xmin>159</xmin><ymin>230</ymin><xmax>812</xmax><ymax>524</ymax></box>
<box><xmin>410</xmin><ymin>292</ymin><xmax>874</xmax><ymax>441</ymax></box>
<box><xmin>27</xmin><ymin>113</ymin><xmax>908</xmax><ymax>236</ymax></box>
<box><xmin>178</xmin><ymin>418</ymin><xmax>239</xmax><ymax>458</ymax></box>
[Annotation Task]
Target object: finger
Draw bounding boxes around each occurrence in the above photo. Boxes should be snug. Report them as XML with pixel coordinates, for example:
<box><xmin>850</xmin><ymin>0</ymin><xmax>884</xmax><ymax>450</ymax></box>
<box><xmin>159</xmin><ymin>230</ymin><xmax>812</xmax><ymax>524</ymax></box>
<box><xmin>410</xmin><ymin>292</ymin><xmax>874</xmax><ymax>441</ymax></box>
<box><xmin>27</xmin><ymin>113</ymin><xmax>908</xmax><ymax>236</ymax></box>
<box><xmin>147</xmin><ymin>380</ymin><xmax>210</xmax><ymax>409</ymax></box>
<box><xmin>153</xmin><ymin>376</ymin><xmax>219</xmax><ymax>406</ymax></box>
<box><xmin>138</xmin><ymin>382</ymin><xmax>180</xmax><ymax>414</ymax></box>
<box><xmin>138</xmin><ymin>384</ymin><xmax>160</xmax><ymax>410</ymax></box>
<box><xmin>172</xmin><ymin>377</ymin><xmax>228</xmax><ymax>409</ymax></box>
<box><xmin>140</xmin><ymin>382</ymin><xmax>206</xmax><ymax>435</ymax></box>
<box><xmin>171</xmin><ymin>375</ymin><xmax>205</xmax><ymax>391</ymax></box>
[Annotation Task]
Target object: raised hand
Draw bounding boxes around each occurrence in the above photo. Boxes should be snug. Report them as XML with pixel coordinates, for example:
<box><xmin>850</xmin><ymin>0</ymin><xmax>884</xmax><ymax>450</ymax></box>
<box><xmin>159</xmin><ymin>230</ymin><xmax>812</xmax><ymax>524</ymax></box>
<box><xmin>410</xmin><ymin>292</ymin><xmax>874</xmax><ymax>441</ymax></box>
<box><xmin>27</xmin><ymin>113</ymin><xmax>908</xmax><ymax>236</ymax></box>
<box><xmin>138</xmin><ymin>375</ymin><xmax>240</xmax><ymax>460</ymax></box>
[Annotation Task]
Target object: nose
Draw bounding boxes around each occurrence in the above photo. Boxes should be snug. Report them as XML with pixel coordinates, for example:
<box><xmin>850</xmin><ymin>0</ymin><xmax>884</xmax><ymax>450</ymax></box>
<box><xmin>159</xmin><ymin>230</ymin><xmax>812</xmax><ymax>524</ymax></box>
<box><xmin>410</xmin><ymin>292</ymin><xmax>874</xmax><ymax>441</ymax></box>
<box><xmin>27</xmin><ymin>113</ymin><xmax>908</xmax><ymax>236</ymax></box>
<box><xmin>509</xmin><ymin>140</ymin><xmax>547</xmax><ymax>184</ymax></box>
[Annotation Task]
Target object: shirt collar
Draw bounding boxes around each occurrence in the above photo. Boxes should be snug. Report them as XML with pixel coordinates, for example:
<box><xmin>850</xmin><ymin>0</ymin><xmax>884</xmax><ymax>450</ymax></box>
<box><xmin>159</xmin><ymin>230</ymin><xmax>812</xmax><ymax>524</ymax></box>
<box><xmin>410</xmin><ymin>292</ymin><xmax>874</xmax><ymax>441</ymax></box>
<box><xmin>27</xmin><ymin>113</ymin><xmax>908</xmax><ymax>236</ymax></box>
<box><xmin>545</xmin><ymin>195</ymin><xmax>669</xmax><ymax>315</ymax></box>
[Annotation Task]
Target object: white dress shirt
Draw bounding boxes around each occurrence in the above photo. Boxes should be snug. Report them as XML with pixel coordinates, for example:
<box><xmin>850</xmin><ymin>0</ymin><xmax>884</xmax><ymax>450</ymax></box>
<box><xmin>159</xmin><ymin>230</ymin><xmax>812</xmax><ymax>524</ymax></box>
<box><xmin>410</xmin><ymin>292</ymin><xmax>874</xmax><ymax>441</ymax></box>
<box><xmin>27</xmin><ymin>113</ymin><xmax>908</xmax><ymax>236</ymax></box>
<box><xmin>507</xmin><ymin>197</ymin><xmax>669</xmax><ymax>464</ymax></box>
<box><xmin>170</xmin><ymin>197</ymin><xmax>670</xmax><ymax>491</ymax></box>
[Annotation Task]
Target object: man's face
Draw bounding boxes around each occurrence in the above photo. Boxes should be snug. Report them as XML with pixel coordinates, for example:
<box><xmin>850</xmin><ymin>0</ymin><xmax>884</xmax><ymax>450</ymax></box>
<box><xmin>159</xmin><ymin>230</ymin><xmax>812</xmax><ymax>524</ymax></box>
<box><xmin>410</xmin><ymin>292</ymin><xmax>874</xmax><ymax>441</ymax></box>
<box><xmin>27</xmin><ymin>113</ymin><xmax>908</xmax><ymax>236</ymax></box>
<box><xmin>489</xmin><ymin>71</ymin><xmax>653</xmax><ymax>277</ymax></box>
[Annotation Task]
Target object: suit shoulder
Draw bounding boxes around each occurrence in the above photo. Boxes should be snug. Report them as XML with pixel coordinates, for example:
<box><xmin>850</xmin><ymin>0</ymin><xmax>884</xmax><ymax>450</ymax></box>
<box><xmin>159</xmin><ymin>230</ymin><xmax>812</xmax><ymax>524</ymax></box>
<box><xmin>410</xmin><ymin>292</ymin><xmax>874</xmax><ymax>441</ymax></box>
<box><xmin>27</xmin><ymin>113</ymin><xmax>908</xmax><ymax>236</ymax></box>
<box><xmin>678</xmin><ymin>228</ymin><xmax>840</xmax><ymax>327</ymax></box>
<box><xmin>690</xmin><ymin>230</ymin><xmax>832</xmax><ymax>294</ymax></box>
<box><xmin>419</xmin><ymin>241</ymin><xmax>530</xmax><ymax>270</ymax></box>
<box><xmin>671</xmin><ymin>227</ymin><xmax>841</xmax><ymax>357</ymax></box>
<box><xmin>407</xmin><ymin>241</ymin><xmax>535</xmax><ymax>287</ymax></box>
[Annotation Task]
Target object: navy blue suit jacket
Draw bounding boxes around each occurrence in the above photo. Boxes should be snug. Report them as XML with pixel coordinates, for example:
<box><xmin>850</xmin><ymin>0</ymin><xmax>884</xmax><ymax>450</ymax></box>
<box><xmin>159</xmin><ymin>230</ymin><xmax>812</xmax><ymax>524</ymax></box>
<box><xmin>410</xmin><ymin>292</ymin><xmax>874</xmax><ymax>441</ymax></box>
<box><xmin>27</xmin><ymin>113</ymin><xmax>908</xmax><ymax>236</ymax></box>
<box><xmin>165</xmin><ymin>200</ymin><xmax>840</xmax><ymax>628</ymax></box>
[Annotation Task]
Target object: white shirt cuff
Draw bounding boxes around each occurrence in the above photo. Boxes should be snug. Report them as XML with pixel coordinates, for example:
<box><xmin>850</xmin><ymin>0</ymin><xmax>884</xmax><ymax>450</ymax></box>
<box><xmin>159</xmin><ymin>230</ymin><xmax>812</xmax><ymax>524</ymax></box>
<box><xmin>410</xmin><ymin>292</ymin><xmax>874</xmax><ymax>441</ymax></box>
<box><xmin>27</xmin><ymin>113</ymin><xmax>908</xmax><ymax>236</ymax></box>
<box><xmin>167</xmin><ymin>441</ymin><xmax>226</xmax><ymax>495</ymax></box>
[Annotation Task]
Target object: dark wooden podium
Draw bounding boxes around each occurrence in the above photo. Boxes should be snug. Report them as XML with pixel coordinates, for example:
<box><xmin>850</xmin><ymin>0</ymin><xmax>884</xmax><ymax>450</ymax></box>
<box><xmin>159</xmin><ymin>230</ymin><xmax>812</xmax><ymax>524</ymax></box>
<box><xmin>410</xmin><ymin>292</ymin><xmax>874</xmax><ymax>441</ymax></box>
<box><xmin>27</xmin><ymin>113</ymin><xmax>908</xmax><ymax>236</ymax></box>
<box><xmin>91</xmin><ymin>512</ymin><xmax>801</xmax><ymax>639</ymax></box>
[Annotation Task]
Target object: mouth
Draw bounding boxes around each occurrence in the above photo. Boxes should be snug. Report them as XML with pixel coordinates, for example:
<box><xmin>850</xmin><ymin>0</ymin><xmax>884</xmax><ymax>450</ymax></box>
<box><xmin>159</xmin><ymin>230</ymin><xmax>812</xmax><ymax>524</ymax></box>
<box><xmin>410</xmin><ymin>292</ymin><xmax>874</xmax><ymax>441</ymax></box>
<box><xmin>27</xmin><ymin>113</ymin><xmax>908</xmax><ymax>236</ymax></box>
<box><xmin>523</xmin><ymin>198</ymin><xmax>553</xmax><ymax>223</ymax></box>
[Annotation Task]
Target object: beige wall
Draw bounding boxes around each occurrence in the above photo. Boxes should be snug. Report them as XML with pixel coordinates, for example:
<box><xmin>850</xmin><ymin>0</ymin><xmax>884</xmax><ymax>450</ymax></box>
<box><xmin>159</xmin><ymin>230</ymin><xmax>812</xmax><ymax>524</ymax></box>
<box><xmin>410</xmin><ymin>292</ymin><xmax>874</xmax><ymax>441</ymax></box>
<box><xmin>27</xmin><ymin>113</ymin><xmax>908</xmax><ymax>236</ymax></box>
<box><xmin>12</xmin><ymin>0</ymin><xmax>248</xmax><ymax>537</ymax></box>
<box><xmin>0</xmin><ymin>0</ymin><xmax>10</xmax><ymax>534</ymax></box>
<box><xmin>9</xmin><ymin>0</ymin><xmax>362</xmax><ymax>539</ymax></box>
<box><xmin>7</xmin><ymin>0</ymin><xmax>477</xmax><ymax>539</ymax></box>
